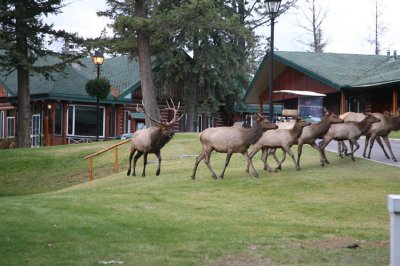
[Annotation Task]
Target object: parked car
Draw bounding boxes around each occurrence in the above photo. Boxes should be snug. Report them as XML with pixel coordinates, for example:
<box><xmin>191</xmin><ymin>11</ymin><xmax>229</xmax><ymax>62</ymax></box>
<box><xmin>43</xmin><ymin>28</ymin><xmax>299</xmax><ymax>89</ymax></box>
<box><xmin>116</xmin><ymin>133</ymin><xmax>133</xmax><ymax>140</ymax></box>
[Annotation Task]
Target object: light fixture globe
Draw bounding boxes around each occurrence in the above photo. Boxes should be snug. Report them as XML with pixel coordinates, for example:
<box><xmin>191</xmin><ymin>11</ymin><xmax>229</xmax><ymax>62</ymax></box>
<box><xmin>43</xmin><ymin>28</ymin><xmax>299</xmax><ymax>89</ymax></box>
<box><xmin>92</xmin><ymin>50</ymin><xmax>104</xmax><ymax>66</ymax></box>
<box><xmin>265</xmin><ymin>0</ymin><xmax>282</xmax><ymax>16</ymax></box>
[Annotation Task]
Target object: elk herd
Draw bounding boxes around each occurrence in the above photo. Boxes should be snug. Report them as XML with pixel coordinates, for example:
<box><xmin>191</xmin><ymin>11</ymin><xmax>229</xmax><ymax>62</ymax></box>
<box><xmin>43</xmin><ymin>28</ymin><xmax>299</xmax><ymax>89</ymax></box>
<box><xmin>127</xmin><ymin>101</ymin><xmax>400</xmax><ymax>179</ymax></box>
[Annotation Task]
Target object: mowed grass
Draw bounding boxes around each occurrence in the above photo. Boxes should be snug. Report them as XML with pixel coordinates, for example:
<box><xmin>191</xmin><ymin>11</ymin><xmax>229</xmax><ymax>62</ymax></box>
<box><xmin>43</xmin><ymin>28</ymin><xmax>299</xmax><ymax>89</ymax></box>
<box><xmin>0</xmin><ymin>133</ymin><xmax>399</xmax><ymax>265</ymax></box>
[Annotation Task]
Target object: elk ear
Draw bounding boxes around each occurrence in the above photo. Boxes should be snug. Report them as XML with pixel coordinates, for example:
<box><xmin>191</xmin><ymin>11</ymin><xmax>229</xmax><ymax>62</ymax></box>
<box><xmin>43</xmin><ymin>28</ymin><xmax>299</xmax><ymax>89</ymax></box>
<box><xmin>323</xmin><ymin>107</ymin><xmax>329</xmax><ymax>114</ymax></box>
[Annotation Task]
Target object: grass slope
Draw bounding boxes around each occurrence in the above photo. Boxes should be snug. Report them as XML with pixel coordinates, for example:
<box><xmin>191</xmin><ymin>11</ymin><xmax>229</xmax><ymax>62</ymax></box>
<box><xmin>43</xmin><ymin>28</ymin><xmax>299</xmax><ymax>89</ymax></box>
<box><xmin>0</xmin><ymin>133</ymin><xmax>398</xmax><ymax>265</ymax></box>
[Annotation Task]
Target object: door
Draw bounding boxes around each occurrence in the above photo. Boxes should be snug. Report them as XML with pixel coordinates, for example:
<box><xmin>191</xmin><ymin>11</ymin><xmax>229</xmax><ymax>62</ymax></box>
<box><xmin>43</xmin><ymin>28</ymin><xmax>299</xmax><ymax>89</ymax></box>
<box><xmin>31</xmin><ymin>114</ymin><xmax>41</xmax><ymax>147</ymax></box>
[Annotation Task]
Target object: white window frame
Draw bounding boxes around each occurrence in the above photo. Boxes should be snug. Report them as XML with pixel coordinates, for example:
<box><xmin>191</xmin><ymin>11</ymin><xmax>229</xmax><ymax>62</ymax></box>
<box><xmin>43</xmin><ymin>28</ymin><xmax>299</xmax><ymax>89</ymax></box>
<box><xmin>7</xmin><ymin>116</ymin><xmax>15</xmax><ymax>138</ymax></box>
<box><xmin>0</xmin><ymin>111</ymin><xmax>4</xmax><ymax>138</ymax></box>
<box><xmin>66</xmin><ymin>104</ymin><xmax>105</xmax><ymax>138</ymax></box>
<box><xmin>124</xmin><ymin>110</ymin><xmax>131</xmax><ymax>134</ymax></box>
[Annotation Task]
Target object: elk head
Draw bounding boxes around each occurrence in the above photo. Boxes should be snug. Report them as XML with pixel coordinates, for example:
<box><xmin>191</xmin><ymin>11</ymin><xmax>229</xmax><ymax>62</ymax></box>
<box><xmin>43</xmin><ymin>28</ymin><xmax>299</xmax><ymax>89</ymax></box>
<box><xmin>137</xmin><ymin>99</ymin><xmax>184</xmax><ymax>139</ymax></box>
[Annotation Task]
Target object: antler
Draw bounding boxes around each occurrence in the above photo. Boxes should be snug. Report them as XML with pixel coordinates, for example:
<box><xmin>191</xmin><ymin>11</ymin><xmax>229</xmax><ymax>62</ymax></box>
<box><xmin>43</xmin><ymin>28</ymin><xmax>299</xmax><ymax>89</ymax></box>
<box><xmin>136</xmin><ymin>102</ymin><xmax>163</xmax><ymax>126</ymax></box>
<box><xmin>165</xmin><ymin>99</ymin><xmax>184</xmax><ymax>125</ymax></box>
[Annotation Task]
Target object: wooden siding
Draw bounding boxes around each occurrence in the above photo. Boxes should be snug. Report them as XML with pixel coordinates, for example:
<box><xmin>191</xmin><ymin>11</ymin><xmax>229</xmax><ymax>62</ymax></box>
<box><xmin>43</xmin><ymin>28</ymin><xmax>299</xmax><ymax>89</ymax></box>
<box><xmin>259</xmin><ymin>67</ymin><xmax>338</xmax><ymax>103</ymax></box>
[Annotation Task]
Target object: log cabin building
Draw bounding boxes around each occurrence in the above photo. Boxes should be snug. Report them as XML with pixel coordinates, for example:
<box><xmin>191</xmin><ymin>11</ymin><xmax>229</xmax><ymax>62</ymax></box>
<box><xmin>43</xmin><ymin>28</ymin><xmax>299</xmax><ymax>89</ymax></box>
<box><xmin>245</xmin><ymin>51</ymin><xmax>400</xmax><ymax>118</ymax></box>
<box><xmin>0</xmin><ymin>56</ymin><xmax>233</xmax><ymax>147</ymax></box>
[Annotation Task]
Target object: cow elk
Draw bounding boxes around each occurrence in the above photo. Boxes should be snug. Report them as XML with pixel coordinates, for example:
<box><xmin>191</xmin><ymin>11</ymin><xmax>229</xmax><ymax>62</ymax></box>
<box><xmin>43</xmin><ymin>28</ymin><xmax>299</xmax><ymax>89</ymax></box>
<box><xmin>319</xmin><ymin>114</ymin><xmax>380</xmax><ymax>162</ymax></box>
<box><xmin>364</xmin><ymin>112</ymin><xmax>400</xmax><ymax>161</ymax></box>
<box><xmin>246</xmin><ymin>118</ymin><xmax>311</xmax><ymax>172</ymax></box>
<box><xmin>191</xmin><ymin>114</ymin><xmax>278</xmax><ymax>179</ymax></box>
<box><xmin>127</xmin><ymin>100</ymin><xmax>183</xmax><ymax>177</ymax></box>
<box><xmin>338</xmin><ymin>112</ymin><xmax>400</xmax><ymax>161</ymax></box>
<box><xmin>296</xmin><ymin>108</ymin><xmax>343</xmax><ymax>168</ymax></box>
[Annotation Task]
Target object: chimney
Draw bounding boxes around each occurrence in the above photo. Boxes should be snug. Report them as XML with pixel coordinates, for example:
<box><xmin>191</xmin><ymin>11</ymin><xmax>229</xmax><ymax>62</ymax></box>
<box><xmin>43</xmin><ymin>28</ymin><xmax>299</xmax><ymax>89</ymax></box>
<box><xmin>387</xmin><ymin>50</ymin><xmax>391</xmax><ymax>56</ymax></box>
<box><xmin>394</xmin><ymin>50</ymin><xmax>397</xmax><ymax>60</ymax></box>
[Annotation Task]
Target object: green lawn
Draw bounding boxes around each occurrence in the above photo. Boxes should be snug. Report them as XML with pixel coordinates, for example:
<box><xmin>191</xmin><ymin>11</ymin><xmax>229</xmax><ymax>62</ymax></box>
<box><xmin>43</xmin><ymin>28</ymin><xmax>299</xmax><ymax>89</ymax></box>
<box><xmin>0</xmin><ymin>133</ymin><xmax>398</xmax><ymax>265</ymax></box>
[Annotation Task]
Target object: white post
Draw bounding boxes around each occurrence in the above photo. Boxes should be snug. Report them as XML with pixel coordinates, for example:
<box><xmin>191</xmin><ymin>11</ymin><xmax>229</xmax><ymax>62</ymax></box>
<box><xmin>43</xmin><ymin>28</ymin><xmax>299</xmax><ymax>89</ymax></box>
<box><xmin>388</xmin><ymin>195</ymin><xmax>400</xmax><ymax>266</ymax></box>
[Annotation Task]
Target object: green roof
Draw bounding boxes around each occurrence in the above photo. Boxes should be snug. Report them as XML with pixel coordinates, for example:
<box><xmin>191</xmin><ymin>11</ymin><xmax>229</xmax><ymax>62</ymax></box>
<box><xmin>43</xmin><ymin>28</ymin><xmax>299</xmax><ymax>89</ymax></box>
<box><xmin>245</xmin><ymin>51</ymin><xmax>400</xmax><ymax>103</ymax></box>
<box><xmin>0</xmin><ymin>56</ymin><xmax>147</xmax><ymax>104</ymax></box>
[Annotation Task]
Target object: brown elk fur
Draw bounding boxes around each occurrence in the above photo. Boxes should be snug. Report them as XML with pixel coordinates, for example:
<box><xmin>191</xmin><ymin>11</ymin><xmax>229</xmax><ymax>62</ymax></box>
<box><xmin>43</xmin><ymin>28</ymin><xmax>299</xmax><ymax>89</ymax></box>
<box><xmin>191</xmin><ymin>114</ymin><xmax>278</xmax><ymax>179</ymax></box>
<box><xmin>246</xmin><ymin>118</ymin><xmax>311</xmax><ymax>172</ymax></box>
<box><xmin>319</xmin><ymin>114</ymin><xmax>380</xmax><ymax>162</ymax></box>
<box><xmin>127</xmin><ymin>100</ymin><xmax>182</xmax><ymax>177</ymax></box>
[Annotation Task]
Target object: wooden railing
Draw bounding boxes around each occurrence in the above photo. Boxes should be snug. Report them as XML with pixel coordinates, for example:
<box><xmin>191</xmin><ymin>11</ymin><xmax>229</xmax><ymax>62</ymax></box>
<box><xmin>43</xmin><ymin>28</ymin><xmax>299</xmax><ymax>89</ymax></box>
<box><xmin>84</xmin><ymin>139</ymin><xmax>131</xmax><ymax>180</ymax></box>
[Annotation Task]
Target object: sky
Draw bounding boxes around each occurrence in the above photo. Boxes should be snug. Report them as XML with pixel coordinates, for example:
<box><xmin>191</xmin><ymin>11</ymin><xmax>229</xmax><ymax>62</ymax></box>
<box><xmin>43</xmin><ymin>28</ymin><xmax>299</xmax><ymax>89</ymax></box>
<box><xmin>48</xmin><ymin>0</ymin><xmax>400</xmax><ymax>55</ymax></box>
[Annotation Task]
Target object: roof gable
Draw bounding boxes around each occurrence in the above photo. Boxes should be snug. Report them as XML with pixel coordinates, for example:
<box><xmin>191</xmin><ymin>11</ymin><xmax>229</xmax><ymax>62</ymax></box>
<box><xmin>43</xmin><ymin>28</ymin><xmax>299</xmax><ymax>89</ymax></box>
<box><xmin>245</xmin><ymin>51</ymin><xmax>400</xmax><ymax>103</ymax></box>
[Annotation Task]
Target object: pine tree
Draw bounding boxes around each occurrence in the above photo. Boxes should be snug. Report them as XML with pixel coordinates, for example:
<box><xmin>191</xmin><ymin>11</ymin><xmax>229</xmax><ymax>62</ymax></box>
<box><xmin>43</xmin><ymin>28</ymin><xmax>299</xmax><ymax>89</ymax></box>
<box><xmin>0</xmin><ymin>0</ymin><xmax>84</xmax><ymax>147</ymax></box>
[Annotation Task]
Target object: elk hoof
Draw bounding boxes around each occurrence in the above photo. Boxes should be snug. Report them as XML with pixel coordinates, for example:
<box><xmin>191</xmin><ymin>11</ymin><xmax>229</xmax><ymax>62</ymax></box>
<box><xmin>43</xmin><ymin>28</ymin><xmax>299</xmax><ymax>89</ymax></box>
<box><xmin>191</xmin><ymin>175</ymin><xmax>196</xmax><ymax>180</ymax></box>
<box><xmin>296</xmin><ymin>167</ymin><xmax>301</xmax><ymax>171</ymax></box>
<box><xmin>245</xmin><ymin>169</ymin><xmax>249</xmax><ymax>174</ymax></box>
<box><xmin>156</xmin><ymin>170</ymin><xmax>160</xmax><ymax>176</ymax></box>
<box><xmin>253</xmin><ymin>172</ymin><xmax>259</xmax><ymax>178</ymax></box>
<box><xmin>394</xmin><ymin>158</ymin><xmax>398</xmax><ymax>162</ymax></box>
<box><xmin>212</xmin><ymin>175</ymin><xmax>218</xmax><ymax>180</ymax></box>
<box><xmin>127</xmin><ymin>170</ymin><xmax>131</xmax><ymax>176</ymax></box>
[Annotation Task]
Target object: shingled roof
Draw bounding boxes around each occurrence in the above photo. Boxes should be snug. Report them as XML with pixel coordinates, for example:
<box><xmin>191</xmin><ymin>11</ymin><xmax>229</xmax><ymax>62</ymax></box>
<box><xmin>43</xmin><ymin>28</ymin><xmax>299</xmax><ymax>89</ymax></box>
<box><xmin>245</xmin><ymin>51</ymin><xmax>400</xmax><ymax>103</ymax></box>
<box><xmin>0</xmin><ymin>55</ymin><xmax>145</xmax><ymax>104</ymax></box>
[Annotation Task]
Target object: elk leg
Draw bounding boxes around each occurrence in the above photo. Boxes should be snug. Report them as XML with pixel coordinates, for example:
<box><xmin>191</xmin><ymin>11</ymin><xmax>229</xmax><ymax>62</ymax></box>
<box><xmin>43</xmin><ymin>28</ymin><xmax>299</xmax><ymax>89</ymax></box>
<box><xmin>275</xmin><ymin>149</ymin><xmax>287</xmax><ymax>172</ymax></box>
<box><xmin>133</xmin><ymin>151</ymin><xmax>143</xmax><ymax>176</ymax></box>
<box><xmin>309</xmin><ymin>142</ymin><xmax>325</xmax><ymax>167</ymax></box>
<box><xmin>349</xmin><ymin>139</ymin><xmax>359</xmax><ymax>161</ymax></box>
<box><xmin>127</xmin><ymin>148</ymin><xmax>136</xmax><ymax>176</ymax></box>
<box><xmin>297</xmin><ymin>143</ymin><xmax>304</xmax><ymax>169</ymax></box>
<box><xmin>287</xmin><ymin>147</ymin><xmax>300</xmax><ymax>170</ymax></box>
<box><xmin>363</xmin><ymin>135</ymin><xmax>371</xmax><ymax>158</ymax></box>
<box><xmin>142</xmin><ymin>152</ymin><xmax>148</xmax><ymax>176</ymax></box>
<box><xmin>204</xmin><ymin>150</ymin><xmax>218</xmax><ymax>179</ymax></box>
<box><xmin>246</xmin><ymin>146</ymin><xmax>261</xmax><ymax>173</ymax></box>
<box><xmin>319</xmin><ymin>138</ymin><xmax>331</xmax><ymax>164</ymax></box>
<box><xmin>377</xmin><ymin>136</ymin><xmax>391</xmax><ymax>159</ymax></box>
<box><xmin>342</xmin><ymin>141</ymin><xmax>349</xmax><ymax>156</ymax></box>
<box><xmin>381</xmin><ymin>135</ymin><xmax>398</xmax><ymax>161</ymax></box>
<box><xmin>191</xmin><ymin>152</ymin><xmax>206</xmax><ymax>180</ymax></box>
<box><xmin>366</xmin><ymin>135</ymin><xmax>376</xmax><ymax>159</ymax></box>
<box><xmin>220</xmin><ymin>152</ymin><xmax>233</xmax><ymax>179</ymax></box>
<box><xmin>155</xmin><ymin>151</ymin><xmax>161</xmax><ymax>176</ymax></box>
<box><xmin>261</xmin><ymin>147</ymin><xmax>273</xmax><ymax>172</ymax></box>
<box><xmin>243</xmin><ymin>150</ymin><xmax>259</xmax><ymax>178</ymax></box>
<box><xmin>337</xmin><ymin>141</ymin><xmax>342</xmax><ymax>157</ymax></box>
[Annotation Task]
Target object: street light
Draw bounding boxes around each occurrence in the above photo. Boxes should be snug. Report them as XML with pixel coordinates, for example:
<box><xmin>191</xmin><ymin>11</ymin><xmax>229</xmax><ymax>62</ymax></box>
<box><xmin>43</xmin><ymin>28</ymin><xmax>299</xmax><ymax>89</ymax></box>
<box><xmin>265</xmin><ymin>0</ymin><xmax>281</xmax><ymax>122</ymax></box>
<box><xmin>92</xmin><ymin>50</ymin><xmax>104</xmax><ymax>142</ymax></box>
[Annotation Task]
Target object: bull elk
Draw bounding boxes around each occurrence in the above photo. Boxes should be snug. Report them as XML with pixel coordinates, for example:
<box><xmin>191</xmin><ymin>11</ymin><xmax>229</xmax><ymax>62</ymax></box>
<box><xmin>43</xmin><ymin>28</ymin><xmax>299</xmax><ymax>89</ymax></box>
<box><xmin>191</xmin><ymin>114</ymin><xmax>278</xmax><ymax>179</ymax></box>
<box><xmin>127</xmin><ymin>100</ymin><xmax>183</xmax><ymax>177</ymax></box>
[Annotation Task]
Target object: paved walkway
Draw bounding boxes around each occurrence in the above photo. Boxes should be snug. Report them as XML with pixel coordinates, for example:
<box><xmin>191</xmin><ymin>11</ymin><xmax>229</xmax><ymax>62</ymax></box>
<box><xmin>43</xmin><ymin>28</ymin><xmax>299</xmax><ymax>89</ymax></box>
<box><xmin>325</xmin><ymin>138</ymin><xmax>400</xmax><ymax>168</ymax></box>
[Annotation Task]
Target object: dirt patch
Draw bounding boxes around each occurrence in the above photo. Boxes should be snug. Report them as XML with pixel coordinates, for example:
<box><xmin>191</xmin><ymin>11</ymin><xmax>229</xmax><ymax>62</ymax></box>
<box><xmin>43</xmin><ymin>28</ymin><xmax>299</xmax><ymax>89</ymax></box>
<box><xmin>206</xmin><ymin>254</ymin><xmax>276</xmax><ymax>266</ymax></box>
<box><xmin>286</xmin><ymin>235</ymin><xmax>389</xmax><ymax>250</ymax></box>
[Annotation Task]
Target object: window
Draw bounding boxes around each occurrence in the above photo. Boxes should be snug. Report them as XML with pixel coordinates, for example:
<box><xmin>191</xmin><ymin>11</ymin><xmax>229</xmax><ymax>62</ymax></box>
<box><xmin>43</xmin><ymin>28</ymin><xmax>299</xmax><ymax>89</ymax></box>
<box><xmin>67</xmin><ymin>105</ymin><xmax>105</xmax><ymax>137</ymax></box>
<box><xmin>54</xmin><ymin>104</ymin><xmax>63</xmax><ymax>135</ymax></box>
<box><xmin>7</xmin><ymin>117</ymin><xmax>15</xmax><ymax>138</ymax></box>
<box><xmin>197</xmin><ymin>114</ymin><xmax>203</xmax><ymax>132</ymax></box>
<box><xmin>124</xmin><ymin>111</ymin><xmax>131</xmax><ymax>134</ymax></box>
<box><xmin>206</xmin><ymin>116</ymin><xmax>214</xmax><ymax>129</ymax></box>
<box><xmin>0</xmin><ymin>111</ymin><xmax>4</xmax><ymax>138</ymax></box>
<box><xmin>347</xmin><ymin>96</ymin><xmax>367</xmax><ymax>113</ymax></box>
<box><xmin>31</xmin><ymin>114</ymin><xmax>41</xmax><ymax>147</ymax></box>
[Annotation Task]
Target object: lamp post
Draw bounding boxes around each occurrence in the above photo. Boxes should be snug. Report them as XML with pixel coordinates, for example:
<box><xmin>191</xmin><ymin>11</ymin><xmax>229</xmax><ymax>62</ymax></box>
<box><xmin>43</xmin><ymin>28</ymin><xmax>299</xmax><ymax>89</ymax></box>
<box><xmin>92</xmin><ymin>50</ymin><xmax>104</xmax><ymax>142</ymax></box>
<box><xmin>265</xmin><ymin>0</ymin><xmax>281</xmax><ymax>122</ymax></box>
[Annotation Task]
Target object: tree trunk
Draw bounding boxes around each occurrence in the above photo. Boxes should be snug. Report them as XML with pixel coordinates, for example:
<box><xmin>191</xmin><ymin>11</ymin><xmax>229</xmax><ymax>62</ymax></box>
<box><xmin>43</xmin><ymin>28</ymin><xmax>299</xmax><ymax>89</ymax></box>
<box><xmin>15</xmin><ymin>0</ymin><xmax>31</xmax><ymax>147</ymax></box>
<box><xmin>135</xmin><ymin>0</ymin><xmax>160</xmax><ymax>126</ymax></box>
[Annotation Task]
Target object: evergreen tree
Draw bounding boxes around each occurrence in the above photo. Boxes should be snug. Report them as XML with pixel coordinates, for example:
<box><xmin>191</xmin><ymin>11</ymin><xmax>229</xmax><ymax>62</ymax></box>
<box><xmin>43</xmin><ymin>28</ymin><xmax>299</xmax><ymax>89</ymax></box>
<box><xmin>98</xmin><ymin>0</ymin><xmax>161</xmax><ymax>126</ymax></box>
<box><xmin>0</xmin><ymin>0</ymin><xmax>84</xmax><ymax>147</ymax></box>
